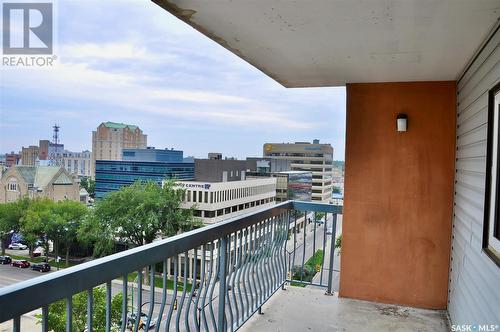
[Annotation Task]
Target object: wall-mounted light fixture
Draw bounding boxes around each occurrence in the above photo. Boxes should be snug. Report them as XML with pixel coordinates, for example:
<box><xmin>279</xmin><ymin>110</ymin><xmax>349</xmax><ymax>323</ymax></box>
<box><xmin>397</xmin><ymin>113</ymin><xmax>408</xmax><ymax>132</ymax></box>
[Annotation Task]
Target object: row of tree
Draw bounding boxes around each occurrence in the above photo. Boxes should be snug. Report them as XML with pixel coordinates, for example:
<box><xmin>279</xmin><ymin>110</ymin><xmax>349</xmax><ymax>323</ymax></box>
<box><xmin>0</xmin><ymin>180</ymin><xmax>201</xmax><ymax>267</ymax></box>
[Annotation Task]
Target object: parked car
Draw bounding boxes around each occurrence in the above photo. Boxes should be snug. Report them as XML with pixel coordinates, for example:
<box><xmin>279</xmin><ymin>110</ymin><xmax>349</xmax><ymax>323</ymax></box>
<box><xmin>12</xmin><ymin>260</ymin><xmax>30</xmax><ymax>268</ymax></box>
<box><xmin>31</xmin><ymin>262</ymin><xmax>51</xmax><ymax>272</ymax></box>
<box><xmin>0</xmin><ymin>256</ymin><xmax>12</xmax><ymax>265</ymax></box>
<box><xmin>326</xmin><ymin>227</ymin><xmax>333</xmax><ymax>235</ymax></box>
<box><xmin>8</xmin><ymin>243</ymin><xmax>28</xmax><ymax>250</ymax></box>
<box><xmin>33</xmin><ymin>247</ymin><xmax>44</xmax><ymax>257</ymax></box>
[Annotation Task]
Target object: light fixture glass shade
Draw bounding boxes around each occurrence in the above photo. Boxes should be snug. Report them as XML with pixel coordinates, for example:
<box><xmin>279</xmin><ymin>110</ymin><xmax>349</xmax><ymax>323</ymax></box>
<box><xmin>397</xmin><ymin>114</ymin><xmax>408</xmax><ymax>132</ymax></box>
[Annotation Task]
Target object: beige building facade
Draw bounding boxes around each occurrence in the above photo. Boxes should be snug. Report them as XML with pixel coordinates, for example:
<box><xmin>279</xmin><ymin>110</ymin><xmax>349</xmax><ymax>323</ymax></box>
<box><xmin>21</xmin><ymin>145</ymin><xmax>39</xmax><ymax>166</ymax></box>
<box><xmin>263</xmin><ymin>140</ymin><xmax>334</xmax><ymax>202</ymax></box>
<box><xmin>91</xmin><ymin>122</ymin><xmax>147</xmax><ymax>178</ymax></box>
<box><xmin>0</xmin><ymin>166</ymin><xmax>79</xmax><ymax>203</ymax></box>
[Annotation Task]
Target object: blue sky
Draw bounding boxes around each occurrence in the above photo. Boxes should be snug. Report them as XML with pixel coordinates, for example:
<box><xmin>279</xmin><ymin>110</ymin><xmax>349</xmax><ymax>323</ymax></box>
<box><xmin>0</xmin><ymin>0</ymin><xmax>346</xmax><ymax>160</ymax></box>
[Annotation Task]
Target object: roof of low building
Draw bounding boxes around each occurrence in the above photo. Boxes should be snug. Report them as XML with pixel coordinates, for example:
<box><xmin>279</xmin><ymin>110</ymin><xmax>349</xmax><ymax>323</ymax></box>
<box><xmin>2</xmin><ymin>166</ymin><xmax>74</xmax><ymax>189</ymax></box>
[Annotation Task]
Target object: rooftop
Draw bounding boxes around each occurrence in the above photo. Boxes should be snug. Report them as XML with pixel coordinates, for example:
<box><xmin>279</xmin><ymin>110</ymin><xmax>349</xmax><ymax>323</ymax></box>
<box><xmin>102</xmin><ymin>121</ymin><xmax>139</xmax><ymax>131</ymax></box>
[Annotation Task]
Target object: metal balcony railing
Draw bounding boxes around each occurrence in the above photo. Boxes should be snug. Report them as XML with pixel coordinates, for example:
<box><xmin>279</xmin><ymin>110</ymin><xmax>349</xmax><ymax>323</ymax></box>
<box><xmin>0</xmin><ymin>200</ymin><xmax>341</xmax><ymax>332</ymax></box>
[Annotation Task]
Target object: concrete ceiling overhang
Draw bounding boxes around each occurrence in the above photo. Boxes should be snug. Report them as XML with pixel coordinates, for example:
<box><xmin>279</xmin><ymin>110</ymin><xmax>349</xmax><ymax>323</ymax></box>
<box><xmin>153</xmin><ymin>0</ymin><xmax>500</xmax><ymax>87</ymax></box>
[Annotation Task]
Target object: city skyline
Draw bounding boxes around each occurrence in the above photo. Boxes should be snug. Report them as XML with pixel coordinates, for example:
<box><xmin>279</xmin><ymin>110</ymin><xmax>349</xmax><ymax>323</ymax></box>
<box><xmin>0</xmin><ymin>0</ymin><xmax>346</xmax><ymax>160</ymax></box>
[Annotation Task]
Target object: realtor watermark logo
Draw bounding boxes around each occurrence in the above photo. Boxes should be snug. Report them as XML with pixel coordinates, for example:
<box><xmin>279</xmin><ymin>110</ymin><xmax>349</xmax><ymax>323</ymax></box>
<box><xmin>451</xmin><ymin>324</ymin><xmax>499</xmax><ymax>332</ymax></box>
<box><xmin>2</xmin><ymin>1</ymin><xmax>57</xmax><ymax>67</ymax></box>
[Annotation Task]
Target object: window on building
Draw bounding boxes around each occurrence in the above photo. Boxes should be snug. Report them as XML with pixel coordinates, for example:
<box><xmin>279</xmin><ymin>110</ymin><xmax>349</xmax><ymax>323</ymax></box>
<box><xmin>484</xmin><ymin>85</ymin><xmax>500</xmax><ymax>266</ymax></box>
<box><xmin>7</xmin><ymin>178</ymin><xmax>18</xmax><ymax>191</ymax></box>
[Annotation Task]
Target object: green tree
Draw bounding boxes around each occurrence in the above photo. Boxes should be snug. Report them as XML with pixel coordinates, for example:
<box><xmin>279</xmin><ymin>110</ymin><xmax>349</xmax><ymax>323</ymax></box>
<box><xmin>20</xmin><ymin>198</ymin><xmax>54</xmax><ymax>258</ymax></box>
<box><xmin>314</xmin><ymin>212</ymin><xmax>326</xmax><ymax>221</ymax></box>
<box><xmin>50</xmin><ymin>200</ymin><xmax>88</xmax><ymax>267</ymax></box>
<box><xmin>79</xmin><ymin>179</ymin><xmax>202</xmax><ymax>284</ymax></box>
<box><xmin>79</xmin><ymin>180</ymin><xmax>201</xmax><ymax>256</ymax></box>
<box><xmin>37</xmin><ymin>286</ymin><xmax>123</xmax><ymax>331</ymax></box>
<box><xmin>332</xmin><ymin>186</ymin><xmax>341</xmax><ymax>194</ymax></box>
<box><xmin>80</xmin><ymin>177</ymin><xmax>95</xmax><ymax>198</ymax></box>
<box><xmin>0</xmin><ymin>197</ymin><xmax>30</xmax><ymax>255</ymax></box>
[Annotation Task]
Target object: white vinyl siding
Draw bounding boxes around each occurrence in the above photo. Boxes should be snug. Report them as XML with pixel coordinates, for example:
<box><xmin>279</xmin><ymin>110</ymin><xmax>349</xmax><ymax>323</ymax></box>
<box><xmin>449</xmin><ymin>24</ymin><xmax>500</xmax><ymax>326</ymax></box>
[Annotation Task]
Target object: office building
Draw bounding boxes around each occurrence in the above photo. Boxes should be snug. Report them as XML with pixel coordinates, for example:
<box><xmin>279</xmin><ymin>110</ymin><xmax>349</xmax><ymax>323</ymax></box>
<box><xmin>123</xmin><ymin>147</ymin><xmax>183</xmax><ymax>163</ymax></box>
<box><xmin>20</xmin><ymin>145</ymin><xmax>39</xmax><ymax>166</ymax></box>
<box><xmin>95</xmin><ymin>148</ymin><xmax>194</xmax><ymax>198</ymax></box>
<box><xmin>176</xmin><ymin>178</ymin><xmax>276</xmax><ymax>224</ymax></box>
<box><xmin>0</xmin><ymin>166</ymin><xmax>79</xmax><ymax>203</ymax></box>
<box><xmin>39</xmin><ymin>139</ymin><xmax>65</xmax><ymax>164</ymax></box>
<box><xmin>195</xmin><ymin>159</ymin><xmax>257</xmax><ymax>182</ymax></box>
<box><xmin>263</xmin><ymin>140</ymin><xmax>333</xmax><ymax>202</ymax></box>
<box><xmin>61</xmin><ymin>150</ymin><xmax>92</xmax><ymax>178</ymax></box>
<box><xmin>91</xmin><ymin>122</ymin><xmax>147</xmax><ymax>178</ymax></box>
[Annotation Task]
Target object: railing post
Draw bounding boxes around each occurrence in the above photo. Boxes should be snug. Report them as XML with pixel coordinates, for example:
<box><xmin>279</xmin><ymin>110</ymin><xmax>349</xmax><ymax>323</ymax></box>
<box><xmin>326</xmin><ymin>213</ymin><xmax>338</xmax><ymax>295</ymax></box>
<box><xmin>218</xmin><ymin>236</ymin><xmax>228</xmax><ymax>331</ymax></box>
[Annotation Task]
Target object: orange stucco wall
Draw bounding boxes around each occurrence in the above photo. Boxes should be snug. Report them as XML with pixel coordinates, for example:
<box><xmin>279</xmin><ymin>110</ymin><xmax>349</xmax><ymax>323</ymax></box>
<box><xmin>339</xmin><ymin>82</ymin><xmax>456</xmax><ymax>309</ymax></box>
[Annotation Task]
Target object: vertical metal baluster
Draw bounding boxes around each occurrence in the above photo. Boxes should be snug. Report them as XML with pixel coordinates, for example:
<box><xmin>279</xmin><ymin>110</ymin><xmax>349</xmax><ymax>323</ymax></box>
<box><xmin>240</xmin><ymin>228</ymin><xmax>251</xmax><ymax>319</ymax></box>
<box><xmin>145</xmin><ymin>264</ymin><xmax>155</xmax><ymax>331</ymax></box>
<box><xmin>255</xmin><ymin>222</ymin><xmax>264</xmax><ymax>305</ymax></box>
<box><xmin>283</xmin><ymin>211</ymin><xmax>290</xmax><ymax>288</ymax></box>
<box><xmin>186</xmin><ymin>248</ymin><xmax>198</xmax><ymax>332</ymax></box>
<box><xmin>42</xmin><ymin>305</ymin><xmax>49</xmax><ymax>332</ymax></box>
<box><xmin>224</xmin><ymin>235</ymin><xmax>234</xmax><ymax>331</ymax></box>
<box><xmin>154</xmin><ymin>261</ymin><xmax>168</xmax><ymax>332</ymax></box>
<box><xmin>231</xmin><ymin>231</ymin><xmax>241</xmax><ymax>328</ymax></box>
<box><xmin>201</xmin><ymin>243</ymin><xmax>214</xmax><ymax>332</ymax></box>
<box><xmin>270</xmin><ymin>216</ymin><xmax>279</xmax><ymax>290</ymax></box>
<box><xmin>13</xmin><ymin>316</ymin><xmax>20</xmax><ymax>332</ymax></box>
<box><xmin>105</xmin><ymin>282</ymin><xmax>111</xmax><ymax>332</ymax></box>
<box><xmin>249</xmin><ymin>224</ymin><xmax>259</xmax><ymax>310</ymax></box>
<box><xmin>263</xmin><ymin>219</ymin><xmax>272</xmax><ymax>298</ymax></box>
<box><xmin>236</xmin><ymin>230</ymin><xmax>245</xmax><ymax>327</ymax></box>
<box><xmin>261</xmin><ymin>220</ymin><xmax>269</xmax><ymax>300</ymax></box>
<box><xmin>193</xmin><ymin>246</ymin><xmax>206</xmax><ymax>332</ymax></box>
<box><xmin>250</xmin><ymin>224</ymin><xmax>258</xmax><ymax>310</ymax></box>
<box><xmin>292</xmin><ymin>210</ymin><xmax>298</xmax><ymax>281</ymax></box>
<box><xmin>228</xmin><ymin>233</ymin><xmax>238</xmax><ymax>331</ymax></box>
<box><xmin>66</xmin><ymin>296</ymin><xmax>73</xmax><ymax>332</ymax></box>
<box><xmin>133</xmin><ymin>269</ymin><xmax>143</xmax><ymax>332</ymax></box>
<box><xmin>313</xmin><ymin>211</ymin><xmax>317</xmax><ymax>265</ymax></box>
<box><xmin>320</xmin><ymin>213</ymin><xmax>327</xmax><ymax>285</ymax></box>
<box><xmin>282</xmin><ymin>212</ymin><xmax>290</xmax><ymax>284</ymax></box>
<box><xmin>271</xmin><ymin>215</ymin><xmax>281</xmax><ymax>289</ymax></box>
<box><xmin>300</xmin><ymin>211</ymin><xmax>308</xmax><ymax>283</ymax></box>
<box><xmin>218</xmin><ymin>236</ymin><xmax>228</xmax><ymax>332</ymax></box>
<box><xmin>166</xmin><ymin>256</ymin><xmax>179</xmax><ymax>330</ymax></box>
<box><xmin>208</xmin><ymin>243</ymin><xmax>220</xmax><ymax>331</ymax></box>
<box><xmin>87</xmin><ymin>288</ymin><xmax>94</xmax><ymax>332</ymax></box>
<box><xmin>176</xmin><ymin>251</ymin><xmax>189</xmax><ymax>331</ymax></box>
<box><xmin>326</xmin><ymin>213</ymin><xmax>338</xmax><ymax>295</ymax></box>
<box><xmin>120</xmin><ymin>274</ymin><xmax>128</xmax><ymax>332</ymax></box>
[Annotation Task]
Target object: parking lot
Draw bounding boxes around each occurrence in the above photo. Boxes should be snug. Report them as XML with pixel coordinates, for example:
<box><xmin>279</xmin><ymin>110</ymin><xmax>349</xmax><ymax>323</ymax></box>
<box><xmin>0</xmin><ymin>261</ymin><xmax>53</xmax><ymax>288</ymax></box>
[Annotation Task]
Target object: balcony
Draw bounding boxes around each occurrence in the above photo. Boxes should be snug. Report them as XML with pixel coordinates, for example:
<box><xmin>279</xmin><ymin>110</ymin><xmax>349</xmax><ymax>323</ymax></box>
<box><xmin>0</xmin><ymin>200</ymin><xmax>450</xmax><ymax>331</ymax></box>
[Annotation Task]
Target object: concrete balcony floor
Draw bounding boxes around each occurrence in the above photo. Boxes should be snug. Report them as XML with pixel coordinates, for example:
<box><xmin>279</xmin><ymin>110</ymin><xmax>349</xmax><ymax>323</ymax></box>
<box><xmin>240</xmin><ymin>287</ymin><xmax>449</xmax><ymax>332</ymax></box>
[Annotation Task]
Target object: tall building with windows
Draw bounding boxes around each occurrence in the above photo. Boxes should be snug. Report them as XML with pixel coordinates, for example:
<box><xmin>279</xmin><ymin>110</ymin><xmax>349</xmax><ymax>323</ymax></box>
<box><xmin>263</xmin><ymin>140</ymin><xmax>334</xmax><ymax>202</ymax></box>
<box><xmin>20</xmin><ymin>145</ymin><xmax>39</xmax><ymax>166</ymax></box>
<box><xmin>95</xmin><ymin>147</ymin><xmax>193</xmax><ymax>199</ymax></box>
<box><xmin>61</xmin><ymin>150</ymin><xmax>92</xmax><ymax>178</ymax></box>
<box><xmin>91</xmin><ymin>122</ymin><xmax>147</xmax><ymax>178</ymax></box>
